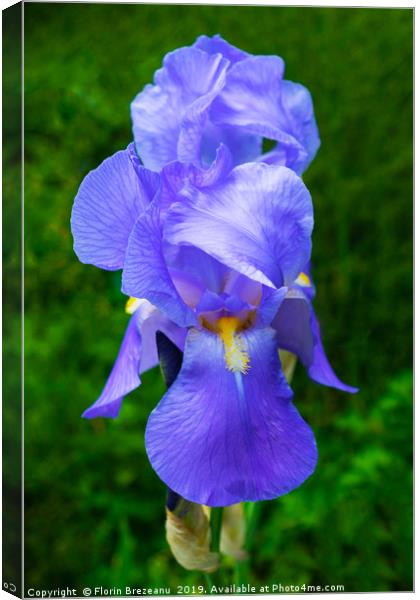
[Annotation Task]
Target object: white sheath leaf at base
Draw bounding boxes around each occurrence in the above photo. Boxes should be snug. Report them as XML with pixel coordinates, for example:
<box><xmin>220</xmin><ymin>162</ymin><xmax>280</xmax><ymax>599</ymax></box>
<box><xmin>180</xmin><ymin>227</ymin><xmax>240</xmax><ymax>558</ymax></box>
<box><xmin>166</xmin><ymin>501</ymin><xmax>219</xmax><ymax>573</ymax></box>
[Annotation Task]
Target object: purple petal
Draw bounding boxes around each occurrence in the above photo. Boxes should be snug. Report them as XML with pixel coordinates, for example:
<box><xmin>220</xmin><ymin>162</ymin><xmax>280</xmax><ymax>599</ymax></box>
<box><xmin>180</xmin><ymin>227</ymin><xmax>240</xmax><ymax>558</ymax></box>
<box><xmin>210</xmin><ymin>55</ymin><xmax>299</xmax><ymax>150</ymax></box>
<box><xmin>259</xmin><ymin>81</ymin><xmax>320</xmax><ymax>174</ymax></box>
<box><xmin>146</xmin><ymin>326</ymin><xmax>317</xmax><ymax>506</ymax></box>
<box><xmin>164</xmin><ymin>162</ymin><xmax>313</xmax><ymax>288</ymax></box>
<box><xmin>195</xmin><ymin>289</ymin><xmax>225</xmax><ymax>314</ymax></box>
<box><xmin>199</xmin><ymin>122</ymin><xmax>261</xmax><ymax>168</ymax></box>
<box><xmin>177</xmin><ymin>70</ymin><xmax>229</xmax><ymax>169</ymax></box>
<box><xmin>159</xmin><ymin>144</ymin><xmax>233</xmax><ymax>212</ymax></box>
<box><xmin>82</xmin><ymin>314</ymin><xmax>142</xmax><ymax>419</ymax></box>
<box><xmin>165</xmin><ymin>245</ymin><xmax>266</xmax><ymax>315</ymax></box>
<box><xmin>169</xmin><ymin>268</ymin><xmax>206</xmax><ymax>309</ymax></box>
<box><xmin>222</xmin><ymin>294</ymin><xmax>250</xmax><ymax>314</ymax></box>
<box><xmin>131</xmin><ymin>47</ymin><xmax>228</xmax><ymax>171</ymax></box>
<box><xmin>280</xmin><ymin>81</ymin><xmax>320</xmax><ymax>174</ymax></box>
<box><xmin>211</xmin><ymin>56</ymin><xmax>319</xmax><ymax>173</ymax></box>
<box><xmin>272</xmin><ymin>292</ymin><xmax>358</xmax><ymax>393</ymax></box>
<box><xmin>193</xmin><ymin>34</ymin><xmax>249</xmax><ymax>64</ymax></box>
<box><xmin>137</xmin><ymin>301</ymin><xmax>187</xmax><ymax>374</ymax></box>
<box><xmin>211</xmin><ymin>55</ymin><xmax>284</xmax><ymax>127</ymax></box>
<box><xmin>308</xmin><ymin>311</ymin><xmax>358</xmax><ymax>393</ymax></box>
<box><xmin>223</xmin><ymin>271</ymin><xmax>263</xmax><ymax>306</ymax></box>
<box><xmin>164</xmin><ymin>244</ymin><xmax>228</xmax><ymax>295</ymax></box>
<box><xmin>122</xmin><ymin>202</ymin><xmax>197</xmax><ymax>328</ymax></box>
<box><xmin>258</xmin><ymin>286</ymin><xmax>289</xmax><ymax>325</ymax></box>
<box><xmin>83</xmin><ymin>303</ymin><xmax>187</xmax><ymax>419</ymax></box>
<box><xmin>71</xmin><ymin>147</ymin><xmax>159</xmax><ymax>270</ymax></box>
<box><xmin>127</xmin><ymin>142</ymin><xmax>162</xmax><ymax>198</ymax></box>
<box><xmin>272</xmin><ymin>291</ymin><xmax>314</xmax><ymax>366</ymax></box>
<box><xmin>190</xmin><ymin>143</ymin><xmax>233</xmax><ymax>187</ymax></box>
<box><xmin>159</xmin><ymin>161</ymin><xmax>195</xmax><ymax>212</ymax></box>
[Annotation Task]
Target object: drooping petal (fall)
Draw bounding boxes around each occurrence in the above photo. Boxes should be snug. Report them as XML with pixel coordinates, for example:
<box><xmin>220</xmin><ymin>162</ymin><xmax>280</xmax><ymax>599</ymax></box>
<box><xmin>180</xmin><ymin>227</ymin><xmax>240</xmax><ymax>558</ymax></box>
<box><xmin>307</xmin><ymin>310</ymin><xmax>358</xmax><ymax>393</ymax></box>
<box><xmin>146</xmin><ymin>326</ymin><xmax>317</xmax><ymax>506</ymax></box>
<box><xmin>273</xmin><ymin>291</ymin><xmax>358</xmax><ymax>393</ymax></box>
<box><xmin>82</xmin><ymin>313</ymin><xmax>142</xmax><ymax>419</ymax></box>
<box><xmin>82</xmin><ymin>302</ymin><xmax>186</xmax><ymax>419</ymax></box>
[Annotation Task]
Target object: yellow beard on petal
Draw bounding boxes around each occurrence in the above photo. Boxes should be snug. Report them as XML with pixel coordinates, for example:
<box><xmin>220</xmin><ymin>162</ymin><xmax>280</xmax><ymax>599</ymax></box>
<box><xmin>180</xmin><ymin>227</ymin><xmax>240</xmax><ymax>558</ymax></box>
<box><xmin>217</xmin><ymin>316</ymin><xmax>250</xmax><ymax>375</ymax></box>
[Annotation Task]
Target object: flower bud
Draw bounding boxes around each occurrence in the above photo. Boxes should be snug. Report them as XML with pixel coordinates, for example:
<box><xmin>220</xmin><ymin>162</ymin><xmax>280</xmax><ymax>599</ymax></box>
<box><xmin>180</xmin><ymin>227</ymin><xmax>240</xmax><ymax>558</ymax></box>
<box><xmin>165</xmin><ymin>492</ymin><xmax>219</xmax><ymax>573</ymax></box>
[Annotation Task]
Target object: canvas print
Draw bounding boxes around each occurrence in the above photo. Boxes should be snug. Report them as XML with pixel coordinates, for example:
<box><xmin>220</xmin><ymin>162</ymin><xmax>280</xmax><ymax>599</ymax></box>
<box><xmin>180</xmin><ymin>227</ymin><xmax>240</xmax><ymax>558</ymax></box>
<box><xmin>3</xmin><ymin>2</ymin><xmax>413</xmax><ymax>597</ymax></box>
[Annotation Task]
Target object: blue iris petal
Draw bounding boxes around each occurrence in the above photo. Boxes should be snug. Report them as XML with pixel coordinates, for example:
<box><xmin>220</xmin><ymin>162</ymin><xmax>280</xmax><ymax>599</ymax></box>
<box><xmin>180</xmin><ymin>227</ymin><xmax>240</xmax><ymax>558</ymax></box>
<box><xmin>146</xmin><ymin>327</ymin><xmax>317</xmax><ymax>506</ymax></box>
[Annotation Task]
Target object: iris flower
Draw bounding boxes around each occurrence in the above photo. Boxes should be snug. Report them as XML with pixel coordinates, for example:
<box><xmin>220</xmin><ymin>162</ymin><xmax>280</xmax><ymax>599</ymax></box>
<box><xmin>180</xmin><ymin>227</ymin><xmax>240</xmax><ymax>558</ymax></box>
<box><xmin>71</xmin><ymin>143</ymin><xmax>356</xmax><ymax>506</ymax></box>
<box><xmin>131</xmin><ymin>34</ymin><xmax>320</xmax><ymax>175</ymax></box>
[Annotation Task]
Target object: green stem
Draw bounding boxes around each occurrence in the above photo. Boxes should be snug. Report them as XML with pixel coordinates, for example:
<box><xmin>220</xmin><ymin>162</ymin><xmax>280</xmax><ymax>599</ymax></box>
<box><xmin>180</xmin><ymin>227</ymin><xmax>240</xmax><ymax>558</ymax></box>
<box><xmin>208</xmin><ymin>507</ymin><xmax>223</xmax><ymax>587</ymax></box>
<box><xmin>234</xmin><ymin>502</ymin><xmax>263</xmax><ymax>585</ymax></box>
<box><xmin>245</xmin><ymin>501</ymin><xmax>262</xmax><ymax>551</ymax></box>
<box><xmin>234</xmin><ymin>557</ymin><xmax>247</xmax><ymax>585</ymax></box>
<box><xmin>204</xmin><ymin>572</ymin><xmax>214</xmax><ymax>592</ymax></box>
<box><xmin>210</xmin><ymin>507</ymin><xmax>223</xmax><ymax>553</ymax></box>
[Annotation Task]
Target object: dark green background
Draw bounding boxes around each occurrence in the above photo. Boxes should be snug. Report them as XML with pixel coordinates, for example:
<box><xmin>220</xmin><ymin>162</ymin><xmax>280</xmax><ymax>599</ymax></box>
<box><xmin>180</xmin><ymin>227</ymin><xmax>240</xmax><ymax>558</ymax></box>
<box><xmin>22</xmin><ymin>4</ymin><xmax>412</xmax><ymax>593</ymax></box>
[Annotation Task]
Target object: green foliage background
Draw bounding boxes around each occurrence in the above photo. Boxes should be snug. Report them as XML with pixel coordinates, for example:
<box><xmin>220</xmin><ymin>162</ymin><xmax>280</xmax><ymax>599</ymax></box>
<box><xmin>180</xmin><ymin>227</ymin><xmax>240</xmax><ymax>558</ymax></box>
<box><xmin>22</xmin><ymin>4</ymin><xmax>412</xmax><ymax>593</ymax></box>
